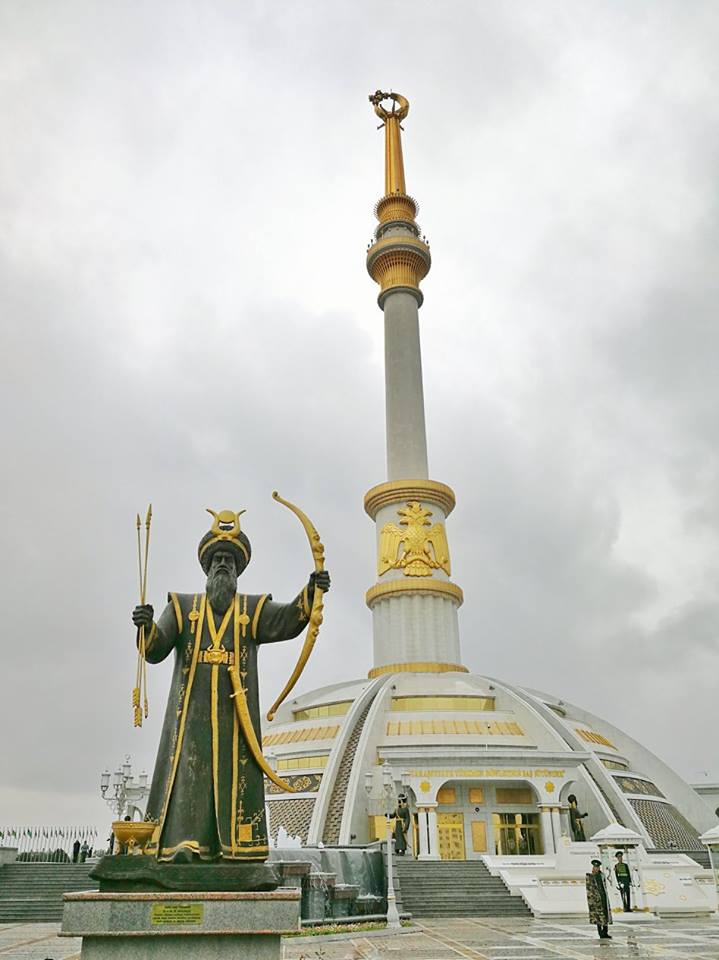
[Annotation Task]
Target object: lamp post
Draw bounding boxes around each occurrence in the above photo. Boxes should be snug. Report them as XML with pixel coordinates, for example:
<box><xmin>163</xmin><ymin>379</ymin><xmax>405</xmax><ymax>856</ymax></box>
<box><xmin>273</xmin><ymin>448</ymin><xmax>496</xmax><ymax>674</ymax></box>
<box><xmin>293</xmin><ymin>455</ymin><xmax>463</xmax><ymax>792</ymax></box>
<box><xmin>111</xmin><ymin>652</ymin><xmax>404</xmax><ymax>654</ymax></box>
<box><xmin>99</xmin><ymin>756</ymin><xmax>150</xmax><ymax>821</ymax></box>
<box><xmin>700</xmin><ymin>825</ymin><xmax>719</xmax><ymax>917</ymax></box>
<box><xmin>365</xmin><ymin>763</ymin><xmax>401</xmax><ymax>929</ymax></box>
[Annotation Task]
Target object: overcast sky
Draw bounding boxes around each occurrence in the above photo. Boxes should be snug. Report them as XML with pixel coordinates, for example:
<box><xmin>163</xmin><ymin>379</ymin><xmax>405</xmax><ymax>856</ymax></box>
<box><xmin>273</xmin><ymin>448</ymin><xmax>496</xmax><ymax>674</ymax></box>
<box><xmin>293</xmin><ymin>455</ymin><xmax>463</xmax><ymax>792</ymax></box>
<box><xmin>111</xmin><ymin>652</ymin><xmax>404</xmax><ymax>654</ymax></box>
<box><xmin>1</xmin><ymin>1</ymin><xmax>717</xmax><ymax>830</ymax></box>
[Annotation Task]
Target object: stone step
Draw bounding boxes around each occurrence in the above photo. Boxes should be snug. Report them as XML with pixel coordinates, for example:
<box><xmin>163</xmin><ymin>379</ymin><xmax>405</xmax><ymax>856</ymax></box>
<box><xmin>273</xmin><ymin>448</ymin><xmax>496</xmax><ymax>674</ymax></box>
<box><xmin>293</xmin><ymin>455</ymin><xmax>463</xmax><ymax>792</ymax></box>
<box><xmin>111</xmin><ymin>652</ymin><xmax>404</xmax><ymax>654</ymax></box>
<box><xmin>393</xmin><ymin>858</ymin><xmax>532</xmax><ymax>919</ymax></box>
<box><xmin>0</xmin><ymin>863</ymin><xmax>99</xmax><ymax>922</ymax></box>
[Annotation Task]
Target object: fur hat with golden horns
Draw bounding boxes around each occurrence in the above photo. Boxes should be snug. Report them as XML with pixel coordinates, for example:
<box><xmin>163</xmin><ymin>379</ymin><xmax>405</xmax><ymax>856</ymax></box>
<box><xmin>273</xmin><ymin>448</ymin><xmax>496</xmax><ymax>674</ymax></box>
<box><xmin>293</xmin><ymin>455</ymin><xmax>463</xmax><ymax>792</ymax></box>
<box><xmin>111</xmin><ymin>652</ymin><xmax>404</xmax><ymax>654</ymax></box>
<box><xmin>198</xmin><ymin>509</ymin><xmax>252</xmax><ymax>574</ymax></box>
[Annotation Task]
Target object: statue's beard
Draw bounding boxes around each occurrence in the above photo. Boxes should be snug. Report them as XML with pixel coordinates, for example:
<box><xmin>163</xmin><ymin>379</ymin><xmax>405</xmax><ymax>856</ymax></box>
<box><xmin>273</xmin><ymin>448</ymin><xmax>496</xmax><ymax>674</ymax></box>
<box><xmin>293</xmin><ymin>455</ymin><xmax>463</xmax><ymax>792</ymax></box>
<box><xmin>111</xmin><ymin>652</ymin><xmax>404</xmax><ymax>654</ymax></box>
<box><xmin>206</xmin><ymin>569</ymin><xmax>237</xmax><ymax>613</ymax></box>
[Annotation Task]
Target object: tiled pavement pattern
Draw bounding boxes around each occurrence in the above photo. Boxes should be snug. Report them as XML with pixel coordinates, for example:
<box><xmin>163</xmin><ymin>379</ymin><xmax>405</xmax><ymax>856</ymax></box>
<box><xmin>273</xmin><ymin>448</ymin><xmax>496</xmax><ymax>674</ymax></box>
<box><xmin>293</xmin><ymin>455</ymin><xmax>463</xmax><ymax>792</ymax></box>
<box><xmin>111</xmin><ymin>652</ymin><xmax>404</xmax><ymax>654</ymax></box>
<box><xmin>2</xmin><ymin>917</ymin><xmax>719</xmax><ymax>959</ymax></box>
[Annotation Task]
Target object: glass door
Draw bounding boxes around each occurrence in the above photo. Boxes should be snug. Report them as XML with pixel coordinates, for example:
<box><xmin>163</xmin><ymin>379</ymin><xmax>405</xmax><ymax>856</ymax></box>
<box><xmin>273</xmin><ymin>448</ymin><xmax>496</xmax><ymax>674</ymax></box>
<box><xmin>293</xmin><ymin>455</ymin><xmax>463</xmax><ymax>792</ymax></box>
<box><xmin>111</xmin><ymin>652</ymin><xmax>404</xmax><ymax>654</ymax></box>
<box><xmin>492</xmin><ymin>813</ymin><xmax>543</xmax><ymax>855</ymax></box>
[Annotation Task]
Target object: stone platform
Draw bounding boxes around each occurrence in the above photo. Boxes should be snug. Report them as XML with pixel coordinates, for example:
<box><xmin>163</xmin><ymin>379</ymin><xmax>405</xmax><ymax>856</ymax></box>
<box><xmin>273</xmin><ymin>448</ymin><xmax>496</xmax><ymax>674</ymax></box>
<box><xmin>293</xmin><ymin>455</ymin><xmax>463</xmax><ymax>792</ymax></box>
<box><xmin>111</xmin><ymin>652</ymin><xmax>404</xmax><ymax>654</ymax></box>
<box><xmin>91</xmin><ymin>854</ymin><xmax>280</xmax><ymax>892</ymax></box>
<box><xmin>60</xmin><ymin>888</ymin><xmax>300</xmax><ymax>959</ymax></box>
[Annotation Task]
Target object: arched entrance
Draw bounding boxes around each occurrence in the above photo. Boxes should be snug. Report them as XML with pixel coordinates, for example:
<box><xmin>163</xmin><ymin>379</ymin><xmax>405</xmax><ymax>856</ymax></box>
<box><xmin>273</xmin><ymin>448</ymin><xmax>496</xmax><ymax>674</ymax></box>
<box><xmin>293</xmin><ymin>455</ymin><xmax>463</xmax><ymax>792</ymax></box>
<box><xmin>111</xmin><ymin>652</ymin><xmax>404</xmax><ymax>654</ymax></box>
<box><xmin>433</xmin><ymin>779</ymin><xmax>543</xmax><ymax>860</ymax></box>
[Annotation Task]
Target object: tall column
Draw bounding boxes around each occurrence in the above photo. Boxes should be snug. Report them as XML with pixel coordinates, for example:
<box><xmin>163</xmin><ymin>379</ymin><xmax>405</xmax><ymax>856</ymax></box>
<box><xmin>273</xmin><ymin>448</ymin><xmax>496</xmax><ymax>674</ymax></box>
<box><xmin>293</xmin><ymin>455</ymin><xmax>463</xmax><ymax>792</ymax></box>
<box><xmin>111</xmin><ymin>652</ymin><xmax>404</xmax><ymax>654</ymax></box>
<box><xmin>539</xmin><ymin>805</ymin><xmax>555</xmax><ymax>854</ymax></box>
<box><xmin>416</xmin><ymin>807</ymin><xmax>430</xmax><ymax>860</ymax></box>
<box><xmin>427</xmin><ymin>806</ymin><xmax>441</xmax><ymax>861</ymax></box>
<box><xmin>384</xmin><ymin>291</ymin><xmax>428</xmax><ymax>479</ymax></box>
<box><xmin>551</xmin><ymin>807</ymin><xmax>563</xmax><ymax>847</ymax></box>
<box><xmin>364</xmin><ymin>91</ymin><xmax>465</xmax><ymax>679</ymax></box>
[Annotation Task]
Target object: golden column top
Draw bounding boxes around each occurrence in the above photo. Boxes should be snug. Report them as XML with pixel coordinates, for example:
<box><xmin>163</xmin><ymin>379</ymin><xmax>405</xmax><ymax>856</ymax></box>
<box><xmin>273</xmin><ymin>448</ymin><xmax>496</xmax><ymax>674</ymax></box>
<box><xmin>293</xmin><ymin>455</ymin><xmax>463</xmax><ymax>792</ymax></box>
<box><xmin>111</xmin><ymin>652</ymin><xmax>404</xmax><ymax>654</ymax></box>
<box><xmin>369</xmin><ymin>90</ymin><xmax>409</xmax><ymax>195</ymax></box>
<box><xmin>366</xmin><ymin>90</ymin><xmax>430</xmax><ymax>306</ymax></box>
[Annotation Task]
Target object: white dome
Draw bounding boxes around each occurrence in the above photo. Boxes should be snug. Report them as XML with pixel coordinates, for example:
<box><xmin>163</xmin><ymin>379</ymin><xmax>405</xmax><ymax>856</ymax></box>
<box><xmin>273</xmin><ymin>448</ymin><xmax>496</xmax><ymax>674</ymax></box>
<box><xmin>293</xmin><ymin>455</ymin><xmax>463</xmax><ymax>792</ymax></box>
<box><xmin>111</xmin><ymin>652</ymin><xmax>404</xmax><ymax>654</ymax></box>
<box><xmin>263</xmin><ymin>668</ymin><xmax>715</xmax><ymax>859</ymax></box>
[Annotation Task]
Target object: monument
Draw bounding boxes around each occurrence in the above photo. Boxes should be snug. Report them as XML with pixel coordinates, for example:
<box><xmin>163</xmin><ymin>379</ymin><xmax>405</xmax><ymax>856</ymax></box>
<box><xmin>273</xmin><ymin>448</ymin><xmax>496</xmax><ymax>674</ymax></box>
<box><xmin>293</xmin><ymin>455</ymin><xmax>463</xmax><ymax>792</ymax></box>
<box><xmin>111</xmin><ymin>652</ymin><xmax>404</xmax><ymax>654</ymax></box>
<box><xmin>261</xmin><ymin>91</ymin><xmax>715</xmax><ymax>892</ymax></box>
<box><xmin>62</xmin><ymin>504</ymin><xmax>330</xmax><ymax>957</ymax></box>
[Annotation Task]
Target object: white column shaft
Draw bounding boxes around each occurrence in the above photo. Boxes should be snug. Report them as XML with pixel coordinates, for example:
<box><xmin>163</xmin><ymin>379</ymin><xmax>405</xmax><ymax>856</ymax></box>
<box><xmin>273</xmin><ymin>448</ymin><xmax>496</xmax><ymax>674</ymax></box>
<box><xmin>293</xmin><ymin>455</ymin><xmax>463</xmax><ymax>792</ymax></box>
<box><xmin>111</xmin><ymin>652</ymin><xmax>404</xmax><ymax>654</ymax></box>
<box><xmin>426</xmin><ymin>807</ymin><xmax>441</xmax><ymax>861</ymax></box>
<box><xmin>551</xmin><ymin>807</ymin><xmax>562</xmax><ymax>845</ymax></box>
<box><xmin>383</xmin><ymin>291</ymin><xmax>428</xmax><ymax>480</ymax></box>
<box><xmin>540</xmin><ymin>807</ymin><xmax>555</xmax><ymax>854</ymax></box>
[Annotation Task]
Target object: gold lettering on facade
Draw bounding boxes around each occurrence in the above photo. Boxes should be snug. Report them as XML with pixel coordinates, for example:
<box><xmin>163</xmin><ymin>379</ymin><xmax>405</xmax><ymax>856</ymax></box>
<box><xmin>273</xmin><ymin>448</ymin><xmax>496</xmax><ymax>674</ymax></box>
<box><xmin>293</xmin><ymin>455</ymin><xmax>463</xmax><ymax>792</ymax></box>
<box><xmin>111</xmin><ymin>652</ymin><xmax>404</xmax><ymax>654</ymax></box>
<box><xmin>408</xmin><ymin>768</ymin><xmax>566</xmax><ymax>779</ymax></box>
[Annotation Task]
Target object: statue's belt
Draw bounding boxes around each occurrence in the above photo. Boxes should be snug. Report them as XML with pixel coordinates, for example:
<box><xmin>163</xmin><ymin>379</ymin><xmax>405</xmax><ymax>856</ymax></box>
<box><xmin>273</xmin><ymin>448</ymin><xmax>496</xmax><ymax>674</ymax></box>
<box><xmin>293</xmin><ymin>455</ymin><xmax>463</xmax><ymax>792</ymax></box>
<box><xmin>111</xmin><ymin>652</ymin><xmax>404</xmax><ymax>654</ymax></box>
<box><xmin>199</xmin><ymin>648</ymin><xmax>235</xmax><ymax>666</ymax></box>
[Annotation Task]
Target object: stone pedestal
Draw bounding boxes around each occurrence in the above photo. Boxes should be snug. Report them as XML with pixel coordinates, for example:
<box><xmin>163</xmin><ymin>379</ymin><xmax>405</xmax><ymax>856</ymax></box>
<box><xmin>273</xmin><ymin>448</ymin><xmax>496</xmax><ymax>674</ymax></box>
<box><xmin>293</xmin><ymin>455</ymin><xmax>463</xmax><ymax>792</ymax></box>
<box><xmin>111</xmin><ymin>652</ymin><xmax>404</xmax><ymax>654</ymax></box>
<box><xmin>304</xmin><ymin>872</ymin><xmax>335</xmax><ymax>921</ymax></box>
<box><xmin>273</xmin><ymin>861</ymin><xmax>311</xmax><ymax>920</ymax></box>
<box><xmin>331</xmin><ymin>883</ymin><xmax>360</xmax><ymax>917</ymax></box>
<box><xmin>61</xmin><ymin>889</ymin><xmax>300</xmax><ymax>960</ymax></box>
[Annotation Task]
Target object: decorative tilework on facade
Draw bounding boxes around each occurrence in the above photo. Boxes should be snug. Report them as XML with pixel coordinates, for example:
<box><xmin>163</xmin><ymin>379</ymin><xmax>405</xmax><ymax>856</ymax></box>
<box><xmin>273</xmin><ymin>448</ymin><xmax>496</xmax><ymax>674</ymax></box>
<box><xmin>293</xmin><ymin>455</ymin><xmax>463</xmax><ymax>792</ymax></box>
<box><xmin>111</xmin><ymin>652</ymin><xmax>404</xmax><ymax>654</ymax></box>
<box><xmin>628</xmin><ymin>798</ymin><xmax>703</xmax><ymax>850</ymax></box>
<box><xmin>265</xmin><ymin>773</ymin><xmax>323</xmax><ymax>795</ymax></box>
<box><xmin>323</xmin><ymin>700</ymin><xmax>375</xmax><ymax>844</ymax></box>
<box><xmin>614</xmin><ymin>776</ymin><xmax>665</xmax><ymax>798</ymax></box>
<box><xmin>266</xmin><ymin>797</ymin><xmax>316</xmax><ymax>843</ymax></box>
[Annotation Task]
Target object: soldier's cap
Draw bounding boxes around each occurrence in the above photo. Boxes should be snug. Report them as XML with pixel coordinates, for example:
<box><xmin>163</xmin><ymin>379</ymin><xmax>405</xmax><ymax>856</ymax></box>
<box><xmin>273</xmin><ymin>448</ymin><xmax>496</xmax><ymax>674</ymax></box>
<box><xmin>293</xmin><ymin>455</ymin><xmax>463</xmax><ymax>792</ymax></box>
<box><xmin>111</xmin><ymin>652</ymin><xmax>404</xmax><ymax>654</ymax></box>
<box><xmin>198</xmin><ymin>508</ymin><xmax>252</xmax><ymax>575</ymax></box>
<box><xmin>591</xmin><ymin>859</ymin><xmax>602</xmax><ymax>866</ymax></box>
<box><xmin>615</xmin><ymin>851</ymin><xmax>624</xmax><ymax>857</ymax></box>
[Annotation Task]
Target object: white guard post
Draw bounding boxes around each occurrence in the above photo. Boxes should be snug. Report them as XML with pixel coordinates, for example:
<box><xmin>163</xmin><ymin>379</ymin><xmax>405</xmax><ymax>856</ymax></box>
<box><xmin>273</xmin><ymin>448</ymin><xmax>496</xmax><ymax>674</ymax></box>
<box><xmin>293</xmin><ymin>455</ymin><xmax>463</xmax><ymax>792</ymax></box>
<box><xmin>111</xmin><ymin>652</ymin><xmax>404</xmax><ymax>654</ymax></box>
<box><xmin>591</xmin><ymin>824</ymin><xmax>657</xmax><ymax>923</ymax></box>
<box><xmin>700</xmin><ymin>824</ymin><xmax>719</xmax><ymax>918</ymax></box>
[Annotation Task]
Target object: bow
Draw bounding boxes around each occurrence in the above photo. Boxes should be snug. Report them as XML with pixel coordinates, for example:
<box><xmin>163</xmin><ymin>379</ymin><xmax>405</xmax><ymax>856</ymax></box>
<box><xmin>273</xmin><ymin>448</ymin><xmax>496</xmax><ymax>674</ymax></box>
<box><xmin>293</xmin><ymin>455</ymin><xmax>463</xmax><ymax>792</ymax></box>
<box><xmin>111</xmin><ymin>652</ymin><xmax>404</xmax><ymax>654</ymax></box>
<box><xmin>266</xmin><ymin>491</ymin><xmax>325</xmax><ymax>722</ymax></box>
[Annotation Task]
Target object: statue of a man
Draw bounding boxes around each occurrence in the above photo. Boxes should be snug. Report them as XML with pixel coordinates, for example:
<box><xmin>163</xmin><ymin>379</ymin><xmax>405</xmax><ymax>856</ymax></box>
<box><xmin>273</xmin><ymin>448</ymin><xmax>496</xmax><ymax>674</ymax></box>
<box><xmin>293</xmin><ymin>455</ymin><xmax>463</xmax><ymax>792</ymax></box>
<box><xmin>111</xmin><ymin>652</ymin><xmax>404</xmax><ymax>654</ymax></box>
<box><xmin>132</xmin><ymin>509</ymin><xmax>330</xmax><ymax>864</ymax></box>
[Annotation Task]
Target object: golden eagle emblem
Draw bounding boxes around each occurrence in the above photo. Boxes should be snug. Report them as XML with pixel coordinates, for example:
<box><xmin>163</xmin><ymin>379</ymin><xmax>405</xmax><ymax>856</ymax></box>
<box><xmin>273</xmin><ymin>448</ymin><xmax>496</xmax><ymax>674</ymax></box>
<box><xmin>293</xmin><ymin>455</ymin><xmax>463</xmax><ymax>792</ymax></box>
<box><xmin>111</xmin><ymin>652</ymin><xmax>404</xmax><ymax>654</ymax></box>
<box><xmin>378</xmin><ymin>501</ymin><xmax>451</xmax><ymax>577</ymax></box>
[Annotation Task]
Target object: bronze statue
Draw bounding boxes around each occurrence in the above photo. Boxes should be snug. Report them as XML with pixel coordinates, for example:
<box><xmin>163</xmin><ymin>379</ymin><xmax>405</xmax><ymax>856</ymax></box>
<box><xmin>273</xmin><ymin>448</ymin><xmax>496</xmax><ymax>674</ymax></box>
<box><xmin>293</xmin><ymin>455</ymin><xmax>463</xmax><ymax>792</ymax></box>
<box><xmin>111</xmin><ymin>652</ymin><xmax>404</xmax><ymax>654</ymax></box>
<box><xmin>131</xmin><ymin>507</ymin><xmax>330</xmax><ymax>865</ymax></box>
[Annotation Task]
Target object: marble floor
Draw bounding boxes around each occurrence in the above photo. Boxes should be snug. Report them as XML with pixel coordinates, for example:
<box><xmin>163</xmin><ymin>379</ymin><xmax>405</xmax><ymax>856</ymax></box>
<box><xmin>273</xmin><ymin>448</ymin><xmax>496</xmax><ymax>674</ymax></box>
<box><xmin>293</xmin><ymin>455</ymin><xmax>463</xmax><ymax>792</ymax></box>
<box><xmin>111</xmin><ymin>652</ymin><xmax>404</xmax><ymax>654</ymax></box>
<box><xmin>1</xmin><ymin>918</ymin><xmax>718</xmax><ymax>960</ymax></box>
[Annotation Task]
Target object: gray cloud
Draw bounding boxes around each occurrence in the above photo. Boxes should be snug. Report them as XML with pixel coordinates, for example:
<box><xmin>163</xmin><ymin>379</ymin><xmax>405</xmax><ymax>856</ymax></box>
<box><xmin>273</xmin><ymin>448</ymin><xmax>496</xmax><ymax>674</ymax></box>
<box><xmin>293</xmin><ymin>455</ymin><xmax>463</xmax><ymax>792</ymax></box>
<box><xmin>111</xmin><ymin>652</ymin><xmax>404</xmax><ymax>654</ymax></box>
<box><xmin>1</xmin><ymin>0</ymin><xmax>717</xmax><ymax>826</ymax></box>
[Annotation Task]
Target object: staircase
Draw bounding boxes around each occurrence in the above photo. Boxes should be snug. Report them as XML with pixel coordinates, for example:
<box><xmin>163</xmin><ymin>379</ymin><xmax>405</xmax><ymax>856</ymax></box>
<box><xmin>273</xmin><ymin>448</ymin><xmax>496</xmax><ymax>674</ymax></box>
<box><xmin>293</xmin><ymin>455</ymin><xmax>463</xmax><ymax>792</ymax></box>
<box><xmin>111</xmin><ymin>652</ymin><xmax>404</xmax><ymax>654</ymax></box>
<box><xmin>0</xmin><ymin>862</ymin><xmax>98</xmax><ymax>921</ymax></box>
<box><xmin>394</xmin><ymin>858</ymin><xmax>531</xmax><ymax>918</ymax></box>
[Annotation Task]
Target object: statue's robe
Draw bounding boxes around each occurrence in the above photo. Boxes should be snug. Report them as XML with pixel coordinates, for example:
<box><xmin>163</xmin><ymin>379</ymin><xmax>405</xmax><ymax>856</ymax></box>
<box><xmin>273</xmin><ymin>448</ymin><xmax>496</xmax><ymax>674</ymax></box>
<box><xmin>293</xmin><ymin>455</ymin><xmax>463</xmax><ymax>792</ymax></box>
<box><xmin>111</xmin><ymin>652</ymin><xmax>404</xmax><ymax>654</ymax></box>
<box><xmin>143</xmin><ymin>588</ymin><xmax>310</xmax><ymax>862</ymax></box>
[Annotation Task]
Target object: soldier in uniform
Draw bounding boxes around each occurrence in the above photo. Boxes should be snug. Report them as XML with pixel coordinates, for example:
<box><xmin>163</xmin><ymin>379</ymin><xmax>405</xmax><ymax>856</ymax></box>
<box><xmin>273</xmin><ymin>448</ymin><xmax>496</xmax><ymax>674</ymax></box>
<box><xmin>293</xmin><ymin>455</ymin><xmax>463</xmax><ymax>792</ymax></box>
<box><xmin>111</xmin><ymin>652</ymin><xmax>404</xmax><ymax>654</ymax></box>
<box><xmin>614</xmin><ymin>850</ymin><xmax>632</xmax><ymax>911</ymax></box>
<box><xmin>586</xmin><ymin>858</ymin><xmax>612</xmax><ymax>939</ymax></box>
<box><xmin>392</xmin><ymin>794</ymin><xmax>411</xmax><ymax>856</ymax></box>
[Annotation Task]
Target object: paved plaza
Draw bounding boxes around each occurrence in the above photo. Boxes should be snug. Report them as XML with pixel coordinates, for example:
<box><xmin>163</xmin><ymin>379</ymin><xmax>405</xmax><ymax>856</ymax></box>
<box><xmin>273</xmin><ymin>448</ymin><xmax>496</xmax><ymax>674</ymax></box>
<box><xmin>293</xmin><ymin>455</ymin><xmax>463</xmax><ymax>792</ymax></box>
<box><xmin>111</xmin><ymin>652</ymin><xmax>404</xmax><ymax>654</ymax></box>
<box><xmin>2</xmin><ymin>918</ymin><xmax>719</xmax><ymax>959</ymax></box>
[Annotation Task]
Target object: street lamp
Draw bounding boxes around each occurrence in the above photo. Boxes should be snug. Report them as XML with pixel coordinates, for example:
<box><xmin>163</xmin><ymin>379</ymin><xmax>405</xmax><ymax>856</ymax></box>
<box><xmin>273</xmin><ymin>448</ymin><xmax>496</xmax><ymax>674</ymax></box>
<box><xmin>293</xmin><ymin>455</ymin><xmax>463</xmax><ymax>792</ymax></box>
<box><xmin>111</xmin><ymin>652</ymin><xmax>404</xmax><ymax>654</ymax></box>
<box><xmin>100</xmin><ymin>756</ymin><xmax>150</xmax><ymax>821</ymax></box>
<box><xmin>365</xmin><ymin>763</ymin><xmax>401</xmax><ymax>929</ymax></box>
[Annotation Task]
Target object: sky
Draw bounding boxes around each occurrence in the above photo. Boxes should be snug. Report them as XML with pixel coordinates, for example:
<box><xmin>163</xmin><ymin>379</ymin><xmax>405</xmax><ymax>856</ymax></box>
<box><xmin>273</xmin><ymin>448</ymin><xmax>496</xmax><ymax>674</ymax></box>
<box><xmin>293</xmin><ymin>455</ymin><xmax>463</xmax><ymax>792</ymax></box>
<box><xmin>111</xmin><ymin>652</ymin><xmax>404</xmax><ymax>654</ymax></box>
<box><xmin>1</xmin><ymin>1</ymin><xmax>717</xmax><ymax>831</ymax></box>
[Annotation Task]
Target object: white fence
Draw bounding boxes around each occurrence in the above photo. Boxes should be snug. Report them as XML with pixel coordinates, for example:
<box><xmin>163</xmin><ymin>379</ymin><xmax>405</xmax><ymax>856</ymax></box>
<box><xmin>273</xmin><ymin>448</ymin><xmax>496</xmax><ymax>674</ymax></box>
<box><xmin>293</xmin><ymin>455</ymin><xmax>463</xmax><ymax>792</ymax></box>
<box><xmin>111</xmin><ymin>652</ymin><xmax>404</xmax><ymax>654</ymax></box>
<box><xmin>0</xmin><ymin>826</ymin><xmax>101</xmax><ymax>862</ymax></box>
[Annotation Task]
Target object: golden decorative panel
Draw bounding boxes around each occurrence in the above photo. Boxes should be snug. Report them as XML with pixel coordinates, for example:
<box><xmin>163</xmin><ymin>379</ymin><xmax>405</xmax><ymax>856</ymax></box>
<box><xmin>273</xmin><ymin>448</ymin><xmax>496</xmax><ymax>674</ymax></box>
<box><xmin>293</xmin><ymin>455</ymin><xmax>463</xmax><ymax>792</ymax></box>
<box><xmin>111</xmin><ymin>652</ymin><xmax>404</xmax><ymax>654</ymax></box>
<box><xmin>471</xmin><ymin>821</ymin><xmax>488</xmax><ymax>852</ymax></box>
<box><xmin>368</xmin><ymin>815</ymin><xmax>389</xmax><ymax>841</ymax></box>
<box><xmin>367</xmin><ymin>236</ymin><xmax>430</xmax><ymax>296</ymax></box>
<box><xmin>469</xmin><ymin>788</ymin><xmax>485</xmax><ymax>804</ymax></box>
<box><xmin>368</xmin><ymin>660</ymin><xmax>468</xmax><ymax>679</ymax></box>
<box><xmin>391</xmin><ymin>695</ymin><xmax>496</xmax><ymax>713</ymax></box>
<box><xmin>437</xmin><ymin>787</ymin><xmax>457</xmax><ymax>804</ymax></box>
<box><xmin>379</xmin><ymin>502</ymin><xmax>450</xmax><ymax>577</ymax></box>
<box><xmin>262</xmin><ymin>724</ymin><xmax>340</xmax><ymax>747</ymax></box>
<box><xmin>386</xmin><ymin>719</ymin><xmax>524</xmax><ymax>738</ymax></box>
<box><xmin>375</xmin><ymin>193</ymin><xmax>418</xmax><ymax>224</ymax></box>
<box><xmin>438</xmin><ymin>812</ymin><xmax>465</xmax><ymax>861</ymax></box>
<box><xmin>276</xmin><ymin>754</ymin><xmax>328</xmax><ymax>771</ymax></box>
<box><xmin>265</xmin><ymin>773</ymin><xmax>322</xmax><ymax>795</ymax></box>
<box><xmin>293</xmin><ymin>701</ymin><xmax>352</xmax><ymax>721</ymax></box>
<box><xmin>495</xmin><ymin>788</ymin><xmax>534</xmax><ymax>805</ymax></box>
<box><xmin>366</xmin><ymin>580</ymin><xmax>464</xmax><ymax>608</ymax></box>
<box><xmin>576</xmin><ymin>728</ymin><xmax>617</xmax><ymax>749</ymax></box>
<box><xmin>364</xmin><ymin>479</ymin><xmax>456</xmax><ymax>519</ymax></box>
<box><xmin>601</xmin><ymin>758</ymin><xmax>628</xmax><ymax>770</ymax></box>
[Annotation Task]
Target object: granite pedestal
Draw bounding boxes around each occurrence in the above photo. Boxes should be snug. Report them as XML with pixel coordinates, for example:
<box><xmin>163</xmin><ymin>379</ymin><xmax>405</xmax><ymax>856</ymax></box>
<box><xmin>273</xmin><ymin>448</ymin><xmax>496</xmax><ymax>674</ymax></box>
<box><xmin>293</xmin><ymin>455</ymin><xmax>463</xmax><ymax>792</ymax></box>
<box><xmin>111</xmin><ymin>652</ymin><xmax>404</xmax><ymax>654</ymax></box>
<box><xmin>61</xmin><ymin>889</ymin><xmax>300</xmax><ymax>960</ymax></box>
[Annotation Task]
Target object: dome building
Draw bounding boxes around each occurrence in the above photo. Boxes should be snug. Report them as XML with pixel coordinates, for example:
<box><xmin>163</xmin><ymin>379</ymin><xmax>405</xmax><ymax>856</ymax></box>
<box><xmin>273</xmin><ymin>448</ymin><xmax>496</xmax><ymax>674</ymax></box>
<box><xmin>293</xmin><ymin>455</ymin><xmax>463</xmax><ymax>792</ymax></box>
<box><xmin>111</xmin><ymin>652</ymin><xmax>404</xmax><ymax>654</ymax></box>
<box><xmin>263</xmin><ymin>92</ymin><xmax>715</xmax><ymax>863</ymax></box>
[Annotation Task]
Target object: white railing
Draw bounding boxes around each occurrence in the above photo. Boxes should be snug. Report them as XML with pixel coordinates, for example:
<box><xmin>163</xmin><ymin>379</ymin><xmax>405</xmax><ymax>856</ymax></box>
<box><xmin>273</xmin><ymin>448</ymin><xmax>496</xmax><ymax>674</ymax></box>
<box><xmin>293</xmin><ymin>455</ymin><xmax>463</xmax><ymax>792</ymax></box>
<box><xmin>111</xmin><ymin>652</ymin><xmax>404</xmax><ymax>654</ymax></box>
<box><xmin>0</xmin><ymin>826</ymin><xmax>101</xmax><ymax>862</ymax></box>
